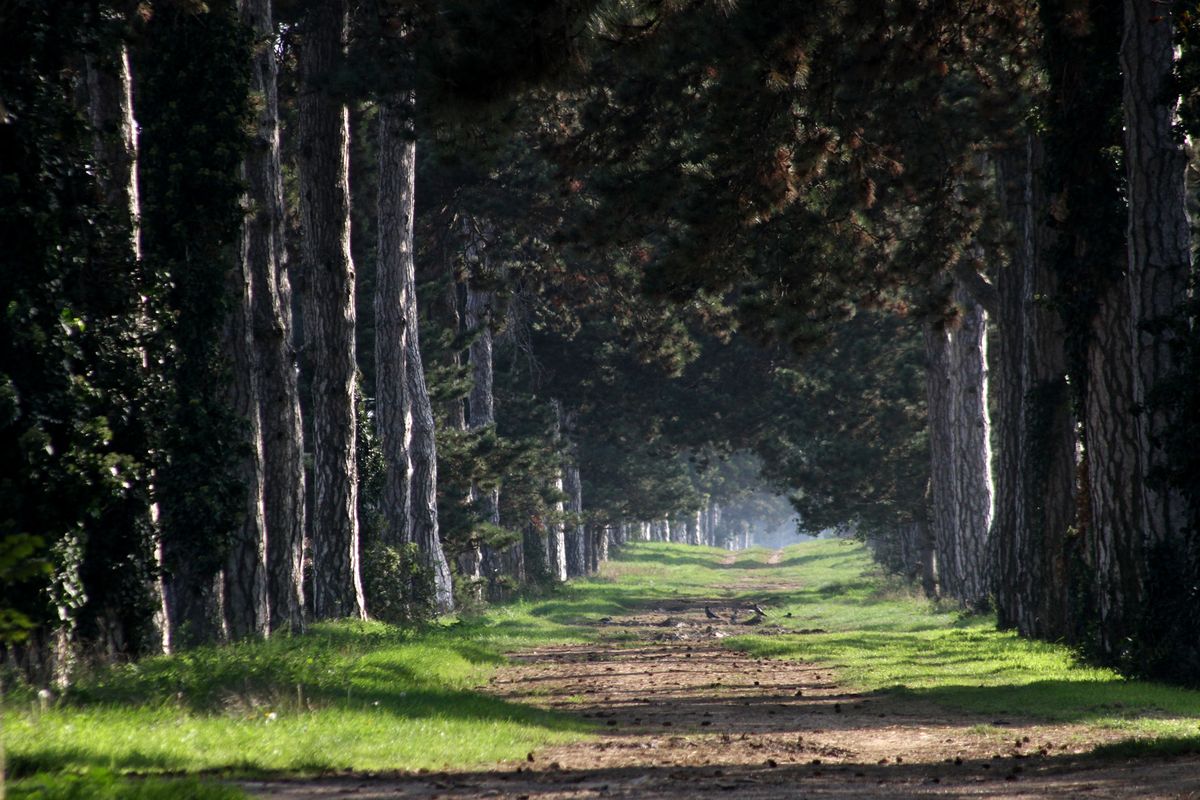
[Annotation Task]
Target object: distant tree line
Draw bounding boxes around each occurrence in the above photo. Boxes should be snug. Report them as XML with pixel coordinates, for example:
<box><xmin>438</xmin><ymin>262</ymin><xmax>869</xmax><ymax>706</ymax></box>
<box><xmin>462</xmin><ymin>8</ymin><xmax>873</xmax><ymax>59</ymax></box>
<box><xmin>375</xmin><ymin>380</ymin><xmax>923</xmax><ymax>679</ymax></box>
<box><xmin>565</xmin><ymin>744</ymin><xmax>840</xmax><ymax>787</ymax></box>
<box><xmin>2</xmin><ymin>0</ymin><xmax>1197</xmax><ymax>687</ymax></box>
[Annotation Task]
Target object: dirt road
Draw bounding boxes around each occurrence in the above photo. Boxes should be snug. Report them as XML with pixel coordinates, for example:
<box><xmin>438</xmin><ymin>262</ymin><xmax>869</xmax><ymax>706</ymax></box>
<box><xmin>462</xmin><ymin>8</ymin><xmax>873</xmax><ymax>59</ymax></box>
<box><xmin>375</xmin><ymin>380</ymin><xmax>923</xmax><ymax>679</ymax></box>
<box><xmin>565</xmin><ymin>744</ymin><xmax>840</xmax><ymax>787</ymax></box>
<box><xmin>245</xmin><ymin>559</ymin><xmax>1200</xmax><ymax>799</ymax></box>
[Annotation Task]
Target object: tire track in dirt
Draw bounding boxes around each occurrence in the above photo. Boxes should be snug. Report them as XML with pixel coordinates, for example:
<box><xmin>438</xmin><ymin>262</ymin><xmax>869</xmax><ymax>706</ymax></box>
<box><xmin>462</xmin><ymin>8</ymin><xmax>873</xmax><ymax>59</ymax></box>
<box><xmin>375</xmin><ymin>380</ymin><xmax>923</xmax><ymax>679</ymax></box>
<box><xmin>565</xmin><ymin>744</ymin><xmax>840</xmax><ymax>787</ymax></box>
<box><xmin>245</xmin><ymin>601</ymin><xmax>1200</xmax><ymax>799</ymax></box>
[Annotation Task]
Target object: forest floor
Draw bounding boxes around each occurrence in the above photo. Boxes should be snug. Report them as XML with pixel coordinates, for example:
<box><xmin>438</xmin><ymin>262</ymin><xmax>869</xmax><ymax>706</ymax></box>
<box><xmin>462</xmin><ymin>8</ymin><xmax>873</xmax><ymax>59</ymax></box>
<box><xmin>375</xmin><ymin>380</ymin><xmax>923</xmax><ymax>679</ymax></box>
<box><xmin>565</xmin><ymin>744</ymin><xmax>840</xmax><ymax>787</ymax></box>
<box><xmin>242</xmin><ymin>547</ymin><xmax>1200</xmax><ymax>800</ymax></box>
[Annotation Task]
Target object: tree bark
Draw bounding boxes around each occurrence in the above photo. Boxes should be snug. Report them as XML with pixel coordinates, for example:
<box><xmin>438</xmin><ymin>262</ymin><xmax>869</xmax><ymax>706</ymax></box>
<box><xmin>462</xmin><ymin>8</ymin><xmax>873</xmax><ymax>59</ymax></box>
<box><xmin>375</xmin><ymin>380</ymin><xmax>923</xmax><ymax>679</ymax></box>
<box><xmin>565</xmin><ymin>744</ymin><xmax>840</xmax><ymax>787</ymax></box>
<box><xmin>398</xmin><ymin>151</ymin><xmax>454</xmax><ymax>614</ymax></box>
<box><xmin>563</xmin><ymin>460</ymin><xmax>586</xmax><ymax>576</ymax></box>
<box><xmin>221</xmin><ymin>238</ymin><xmax>269</xmax><ymax>639</ymax></box>
<box><xmin>1121</xmin><ymin>0</ymin><xmax>1191</xmax><ymax>549</ymax></box>
<box><xmin>298</xmin><ymin>0</ymin><xmax>365</xmax><ymax>620</ymax></box>
<box><xmin>991</xmin><ymin>137</ymin><xmax>1077</xmax><ymax>637</ymax></box>
<box><xmin>84</xmin><ymin>43</ymin><xmax>168</xmax><ymax>653</ymax></box>
<box><xmin>241</xmin><ymin>0</ymin><xmax>306</xmax><ymax>633</ymax></box>
<box><xmin>925</xmin><ymin>281</ymin><xmax>993</xmax><ymax>608</ymax></box>
<box><xmin>375</xmin><ymin>97</ymin><xmax>414</xmax><ymax>556</ymax></box>
<box><xmin>463</xmin><ymin>248</ymin><xmax>507</xmax><ymax>595</ymax></box>
<box><xmin>1085</xmin><ymin>281</ymin><xmax>1142</xmax><ymax>654</ymax></box>
<box><xmin>546</xmin><ymin>401</ymin><xmax>568</xmax><ymax>583</ymax></box>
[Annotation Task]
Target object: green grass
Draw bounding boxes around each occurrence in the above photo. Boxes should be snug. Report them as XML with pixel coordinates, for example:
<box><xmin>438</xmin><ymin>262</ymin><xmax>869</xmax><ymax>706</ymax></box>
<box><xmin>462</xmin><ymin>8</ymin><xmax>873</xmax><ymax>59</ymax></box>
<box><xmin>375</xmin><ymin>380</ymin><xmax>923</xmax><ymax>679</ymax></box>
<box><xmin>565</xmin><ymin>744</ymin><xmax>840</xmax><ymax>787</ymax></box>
<box><xmin>7</xmin><ymin>770</ymin><xmax>247</xmax><ymax>799</ymax></box>
<box><xmin>722</xmin><ymin>540</ymin><xmax>1200</xmax><ymax>743</ymax></box>
<box><xmin>5</xmin><ymin>538</ymin><xmax>1200</xmax><ymax>788</ymax></box>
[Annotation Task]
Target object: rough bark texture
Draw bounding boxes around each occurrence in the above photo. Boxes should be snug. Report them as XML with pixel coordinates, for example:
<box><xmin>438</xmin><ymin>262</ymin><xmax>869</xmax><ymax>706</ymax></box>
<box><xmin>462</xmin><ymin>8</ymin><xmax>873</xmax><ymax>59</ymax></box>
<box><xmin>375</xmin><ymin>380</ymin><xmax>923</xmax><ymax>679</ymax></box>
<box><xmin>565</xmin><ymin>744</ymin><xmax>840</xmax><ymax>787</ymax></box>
<box><xmin>396</xmin><ymin>144</ymin><xmax>454</xmax><ymax>613</ymax></box>
<box><xmin>221</xmin><ymin>244</ymin><xmax>269</xmax><ymax>639</ymax></box>
<box><xmin>925</xmin><ymin>282</ymin><xmax>993</xmax><ymax>608</ymax></box>
<box><xmin>375</xmin><ymin>98</ymin><xmax>414</xmax><ymax>554</ymax></box>
<box><xmin>1121</xmin><ymin>0</ymin><xmax>1191</xmax><ymax>549</ymax></box>
<box><xmin>405</xmin><ymin>262</ymin><xmax>455</xmax><ymax>613</ymax></box>
<box><xmin>298</xmin><ymin>0</ymin><xmax>364</xmax><ymax>620</ymax></box>
<box><xmin>241</xmin><ymin>0</ymin><xmax>305</xmax><ymax>633</ymax></box>
<box><xmin>1085</xmin><ymin>282</ymin><xmax>1142</xmax><ymax>654</ymax></box>
<box><xmin>991</xmin><ymin>138</ymin><xmax>1077</xmax><ymax>638</ymax></box>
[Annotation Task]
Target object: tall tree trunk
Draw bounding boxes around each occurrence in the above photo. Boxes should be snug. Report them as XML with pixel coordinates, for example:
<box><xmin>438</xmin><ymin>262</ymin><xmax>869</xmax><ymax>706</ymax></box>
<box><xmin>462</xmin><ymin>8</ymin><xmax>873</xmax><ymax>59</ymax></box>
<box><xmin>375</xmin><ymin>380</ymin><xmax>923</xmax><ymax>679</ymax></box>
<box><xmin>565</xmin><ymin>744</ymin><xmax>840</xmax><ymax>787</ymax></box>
<box><xmin>563</xmin><ymin>460</ymin><xmax>586</xmax><ymax>577</ymax></box>
<box><xmin>546</xmin><ymin>401</ymin><xmax>568</xmax><ymax>583</ymax></box>
<box><xmin>84</xmin><ymin>43</ymin><xmax>168</xmax><ymax>654</ymax></box>
<box><xmin>925</xmin><ymin>281</ymin><xmax>993</xmax><ymax>608</ymax></box>
<box><xmin>242</xmin><ymin>0</ymin><xmax>306</xmax><ymax>633</ymax></box>
<box><xmin>1121</xmin><ymin>0</ymin><xmax>1192</xmax><ymax>550</ymax></box>
<box><xmin>991</xmin><ymin>137</ymin><xmax>1077</xmax><ymax>637</ymax></box>
<box><xmin>686</xmin><ymin>510</ymin><xmax>700</xmax><ymax>546</ymax></box>
<box><xmin>463</xmin><ymin>248</ymin><xmax>508</xmax><ymax>596</ymax></box>
<box><xmin>400</xmin><ymin>163</ymin><xmax>454</xmax><ymax>614</ymax></box>
<box><xmin>221</xmin><ymin>238</ymin><xmax>270</xmax><ymax>639</ymax></box>
<box><xmin>375</xmin><ymin>97</ymin><xmax>413</xmax><ymax>557</ymax></box>
<box><xmin>298</xmin><ymin>0</ymin><xmax>364</xmax><ymax>620</ymax></box>
<box><xmin>1085</xmin><ymin>281</ymin><xmax>1142</xmax><ymax>653</ymax></box>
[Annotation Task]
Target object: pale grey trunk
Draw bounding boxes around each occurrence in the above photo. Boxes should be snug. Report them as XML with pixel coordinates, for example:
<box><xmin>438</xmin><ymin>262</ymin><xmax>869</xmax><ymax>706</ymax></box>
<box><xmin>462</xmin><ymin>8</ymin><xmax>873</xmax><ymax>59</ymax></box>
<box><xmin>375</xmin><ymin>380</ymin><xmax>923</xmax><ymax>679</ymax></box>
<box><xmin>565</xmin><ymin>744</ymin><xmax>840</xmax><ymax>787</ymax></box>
<box><xmin>558</xmin><ymin>404</ymin><xmax>586</xmax><ymax>577</ymax></box>
<box><xmin>242</xmin><ymin>0</ymin><xmax>306</xmax><ymax>633</ymax></box>
<box><xmin>1121</xmin><ymin>1</ymin><xmax>1191</xmax><ymax>548</ymax></box>
<box><xmin>990</xmin><ymin>138</ymin><xmax>1077</xmax><ymax>637</ymax></box>
<box><xmin>222</xmin><ymin>232</ymin><xmax>270</xmax><ymax>639</ymax></box>
<box><xmin>1085</xmin><ymin>281</ymin><xmax>1142</xmax><ymax>654</ymax></box>
<box><xmin>924</xmin><ymin>282</ymin><xmax>993</xmax><ymax>608</ymax></box>
<box><xmin>546</xmin><ymin>401</ymin><xmax>568</xmax><ymax>582</ymax></box>
<box><xmin>686</xmin><ymin>511</ymin><xmax>700</xmax><ymax>546</ymax></box>
<box><xmin>398</xmin><ymin>162</ymin><xmax>454</xmax><ymax>614</ymax></box>
<box><xmin>564</xmin><ymin>461</ymin><xmax>586</xmax><ymax>576</ymax></box>
<box><xmin>298</xmin><ymin>0</ymin><xmax>365</xmax><ymax>619</ymax></box>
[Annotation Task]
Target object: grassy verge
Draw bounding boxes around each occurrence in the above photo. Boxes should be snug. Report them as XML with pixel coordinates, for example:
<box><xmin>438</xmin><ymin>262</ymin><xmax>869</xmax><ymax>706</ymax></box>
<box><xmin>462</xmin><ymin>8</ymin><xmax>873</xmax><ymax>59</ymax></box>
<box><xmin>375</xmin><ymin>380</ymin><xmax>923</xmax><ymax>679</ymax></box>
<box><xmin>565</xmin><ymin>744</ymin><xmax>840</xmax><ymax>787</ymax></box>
<box><xmin>4</xmin><ymin>538</ymin><xmax>1200</xmax><ymax>794</ymax></box>
<box><xmin>7</xmin><ymin>770</ymin><xmax>248</xmax><ymax>799</ymax></box>
<box><xmin>722</xmin><ymin>540</ymin><xmax>1200</xmax><ymax>744</ymax></box>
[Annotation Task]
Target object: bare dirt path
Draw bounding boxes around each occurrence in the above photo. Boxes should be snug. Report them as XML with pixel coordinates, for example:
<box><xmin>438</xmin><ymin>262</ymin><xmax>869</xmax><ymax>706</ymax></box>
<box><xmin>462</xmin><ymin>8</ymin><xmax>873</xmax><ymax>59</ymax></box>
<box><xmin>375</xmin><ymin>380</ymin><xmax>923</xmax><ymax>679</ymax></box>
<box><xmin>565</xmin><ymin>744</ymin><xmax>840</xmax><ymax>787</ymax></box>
<box><xmin>244</xmin><ymin>552</ymin><xmax>1200</xmax><ymax>799</ymax></box>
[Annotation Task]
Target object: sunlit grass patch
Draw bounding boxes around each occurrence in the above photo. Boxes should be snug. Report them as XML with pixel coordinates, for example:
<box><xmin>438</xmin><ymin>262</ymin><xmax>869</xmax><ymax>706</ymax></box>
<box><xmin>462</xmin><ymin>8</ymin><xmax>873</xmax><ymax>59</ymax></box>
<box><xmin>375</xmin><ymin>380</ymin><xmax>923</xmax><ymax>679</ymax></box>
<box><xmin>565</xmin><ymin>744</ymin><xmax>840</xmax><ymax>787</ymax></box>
<box><xmin>7</xmin><ymin>769</ymin><xmax>247</xmax><ymax>799</ymax></box>
<box><xmin>4</xmin><ymin>619</ymin><xmax>594</xmax><ymax>778</ymax></box>
<box><xmin>725</xmin><ymin>541</ymin><xmax>1200</xmax><ymax>742</ymax></box>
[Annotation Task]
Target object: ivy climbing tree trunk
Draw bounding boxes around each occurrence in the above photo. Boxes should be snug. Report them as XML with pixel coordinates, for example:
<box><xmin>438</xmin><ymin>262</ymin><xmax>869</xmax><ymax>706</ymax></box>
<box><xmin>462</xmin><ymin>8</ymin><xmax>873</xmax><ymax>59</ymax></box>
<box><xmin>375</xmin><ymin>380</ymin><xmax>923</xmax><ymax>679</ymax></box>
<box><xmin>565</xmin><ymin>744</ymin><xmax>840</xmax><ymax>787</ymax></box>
<box><xmin>241</xmin><ymin>0</ymin><xmax>306</xmax><ymax>633</ymax></box>
<box><xmin>297</xmin><ymin>0</ymin><xmax>365</xmax><ymax>620</ymax></box>
<box><xmin>83</xmin><ymin>40</ymin><xmax>167</xmax><ymax>656</ymax></box>
<box><xmin>138</xmin><ymin>1</ymin><xmax>254</xmax><ymax>649</ymax></box>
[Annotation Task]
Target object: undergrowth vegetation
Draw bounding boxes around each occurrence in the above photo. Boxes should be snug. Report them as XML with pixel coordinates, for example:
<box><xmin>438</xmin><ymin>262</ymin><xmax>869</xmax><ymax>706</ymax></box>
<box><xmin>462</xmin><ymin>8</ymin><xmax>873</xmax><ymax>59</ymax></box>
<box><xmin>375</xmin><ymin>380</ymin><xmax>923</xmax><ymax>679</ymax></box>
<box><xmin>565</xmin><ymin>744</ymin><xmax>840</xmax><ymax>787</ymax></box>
<box><xmin>5</xmin><ymin>538</ymin><xmax>1200</xmax><ymax>796</ymax></box>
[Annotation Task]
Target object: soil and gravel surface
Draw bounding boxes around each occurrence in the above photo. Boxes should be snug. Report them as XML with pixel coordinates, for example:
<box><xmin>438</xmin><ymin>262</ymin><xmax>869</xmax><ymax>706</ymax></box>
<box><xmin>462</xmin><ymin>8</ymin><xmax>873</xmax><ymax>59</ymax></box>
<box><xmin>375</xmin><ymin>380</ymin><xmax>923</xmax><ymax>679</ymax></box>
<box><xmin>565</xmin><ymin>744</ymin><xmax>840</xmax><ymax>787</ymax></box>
<box><xmin>244</xmin><ymin>551</ymin><xmax>1200</xmax><ymax>799</ymax></box>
